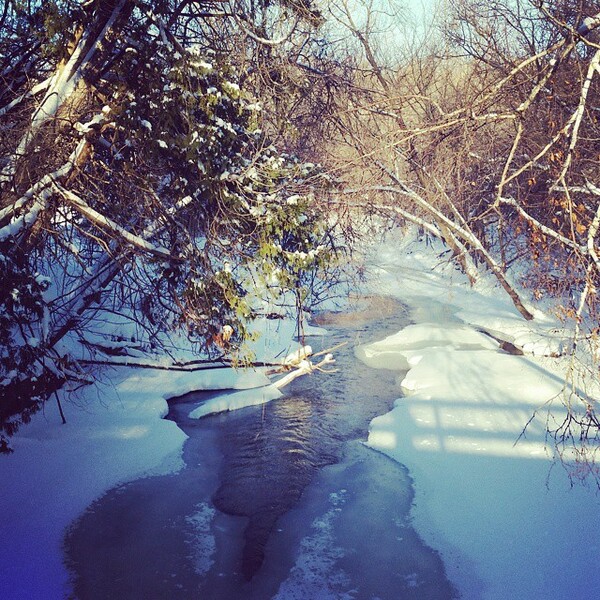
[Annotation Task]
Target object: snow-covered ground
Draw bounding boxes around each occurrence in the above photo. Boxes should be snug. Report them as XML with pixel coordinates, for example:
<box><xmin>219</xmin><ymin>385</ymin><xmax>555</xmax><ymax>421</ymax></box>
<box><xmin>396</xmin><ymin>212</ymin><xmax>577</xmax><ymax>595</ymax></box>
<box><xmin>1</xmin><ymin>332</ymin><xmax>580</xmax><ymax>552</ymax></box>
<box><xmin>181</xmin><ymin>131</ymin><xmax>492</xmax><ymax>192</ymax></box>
<box><xmin>358</xmin><ymin>233</ymin><xmax>600</xmax><ymax>599</ymax></box>
<box><xmin>0</xmin><ymin>314</ymin><xmax>313</xmax><ymax>600</ymax></box>
<box><xmin>1</xmin><ymin>229</ymin><xmax>599</xmax><ymax>599</ymax></box>
<box><xmin>0</xmin><ymin>366</ymin><xmax>274</xmax><ymax>600</ymax></box>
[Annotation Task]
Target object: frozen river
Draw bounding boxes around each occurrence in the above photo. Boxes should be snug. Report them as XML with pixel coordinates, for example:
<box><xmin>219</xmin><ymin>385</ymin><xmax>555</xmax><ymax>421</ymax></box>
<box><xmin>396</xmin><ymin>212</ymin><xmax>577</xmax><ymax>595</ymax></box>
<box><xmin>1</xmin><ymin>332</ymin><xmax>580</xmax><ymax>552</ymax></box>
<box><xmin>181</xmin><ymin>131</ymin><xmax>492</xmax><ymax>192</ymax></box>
<box><xmin>65</xmin><ymin>297</ymin><xmax>456</xmax><ymax>599</ymax></box>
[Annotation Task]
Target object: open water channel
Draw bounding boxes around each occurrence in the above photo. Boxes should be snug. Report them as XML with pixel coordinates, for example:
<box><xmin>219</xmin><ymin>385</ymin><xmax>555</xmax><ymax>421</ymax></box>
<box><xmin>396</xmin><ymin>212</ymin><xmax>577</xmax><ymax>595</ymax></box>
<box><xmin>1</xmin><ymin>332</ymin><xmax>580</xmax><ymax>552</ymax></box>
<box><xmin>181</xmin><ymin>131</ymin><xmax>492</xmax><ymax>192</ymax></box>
<box><xmin>65</xmin><ymin>297</ymin><xmax>457</xmax><ymax>599</ymax></box>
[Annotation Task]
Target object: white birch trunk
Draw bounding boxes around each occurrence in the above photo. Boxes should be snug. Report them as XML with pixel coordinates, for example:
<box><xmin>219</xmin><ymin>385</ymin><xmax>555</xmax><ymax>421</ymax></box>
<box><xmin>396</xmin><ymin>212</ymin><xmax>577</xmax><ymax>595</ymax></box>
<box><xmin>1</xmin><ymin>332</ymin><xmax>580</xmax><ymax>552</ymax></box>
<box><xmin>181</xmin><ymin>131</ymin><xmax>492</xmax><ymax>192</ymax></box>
<box><xmin>0</xmin><ymin>1</ymin><xmax>128</xmax><ymax>183</ymax></box>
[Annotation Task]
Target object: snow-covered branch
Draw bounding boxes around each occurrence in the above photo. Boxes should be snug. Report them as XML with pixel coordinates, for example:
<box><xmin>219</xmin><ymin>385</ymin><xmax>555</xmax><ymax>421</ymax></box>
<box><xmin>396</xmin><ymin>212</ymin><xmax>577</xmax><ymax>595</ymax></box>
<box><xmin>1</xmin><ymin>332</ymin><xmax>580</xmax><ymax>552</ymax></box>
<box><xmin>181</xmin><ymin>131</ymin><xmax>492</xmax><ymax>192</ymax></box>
<box><xmin>52</xmin><ymin>183</ymin><xmax>173</xmax><ymax>260</ymax></box>
<box><xmin>373</xmin><ymin>169</ymin><xmax>535</xmax><ymax>320</ymax></box>
<box><xmin>0</xmin><ymin>194</ymin><xmax>49</xmax><ymax>243</ymax></box>
<box><xmin>0</xmin><ymin>77</ymin><xmax>52</xmax><ymax>118</ymax></box>
<box><xmin>273</xmin><ymin>353</ymin><xmax>336</xmax><ymax>390</ymax></box>
<box><xmin>587</xmin><ymin>197</ymin><xmax>600</xmax><ymax>273</ymax></box>
<box><xmin>235</xmin><ymin>15</ymin><xmax>301</xmax><ymax>47</ymax></box>
<box><xmin>0</xmin><ymin>137</ymin><xmax>90</xmax><ymax>229</ymax></box>
<box><xmin>1</xmin><ymin>0</ymin><xmax>129</xmax><ymax>183</ymax></box>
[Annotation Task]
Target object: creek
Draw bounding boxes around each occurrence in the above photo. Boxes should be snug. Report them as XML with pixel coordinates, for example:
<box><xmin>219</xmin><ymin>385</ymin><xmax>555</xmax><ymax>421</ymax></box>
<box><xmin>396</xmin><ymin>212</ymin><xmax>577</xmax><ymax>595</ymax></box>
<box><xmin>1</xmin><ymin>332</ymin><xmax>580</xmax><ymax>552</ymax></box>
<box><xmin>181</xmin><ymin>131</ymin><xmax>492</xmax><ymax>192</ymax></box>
<box><xmin>65</xmin><ymin>297</ymin><xmax>456</xmax><ymax>599</ymax></box>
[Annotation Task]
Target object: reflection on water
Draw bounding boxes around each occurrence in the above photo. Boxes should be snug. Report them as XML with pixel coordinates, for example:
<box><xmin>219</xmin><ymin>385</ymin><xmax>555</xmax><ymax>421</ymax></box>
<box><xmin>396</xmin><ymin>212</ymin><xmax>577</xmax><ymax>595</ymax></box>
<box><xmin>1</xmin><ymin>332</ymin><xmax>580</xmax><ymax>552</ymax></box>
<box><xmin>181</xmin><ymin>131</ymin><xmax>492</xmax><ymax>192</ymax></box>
<box><xmin>212</xmin><ymin>394</ymin><xmax>340</xmax><ymax>580</ymax></box>
<box><xmin>64</xmin><ymin>298</ymin><xmax>457</xmax><ymax>599</ymax></box>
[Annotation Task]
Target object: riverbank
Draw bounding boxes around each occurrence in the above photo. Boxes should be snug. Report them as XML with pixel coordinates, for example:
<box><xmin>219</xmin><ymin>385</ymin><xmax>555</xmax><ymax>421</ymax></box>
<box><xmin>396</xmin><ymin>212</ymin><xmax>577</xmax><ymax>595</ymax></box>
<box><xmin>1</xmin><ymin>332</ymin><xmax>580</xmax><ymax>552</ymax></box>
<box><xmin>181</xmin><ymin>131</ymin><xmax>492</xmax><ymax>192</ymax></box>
<box><xmin>64</xmin><ymin>294</ymin><xmax>455</xmax><ymax>600</ymax></box>
<box><xmin>358</xmin><ymin>233</ymin><xmax>600</xmax><ymax>599</ymax></box>
<box><xmin>0</xmin><ymin>319</ymin><xmax>305</xmax><ymax>599</ymax></box>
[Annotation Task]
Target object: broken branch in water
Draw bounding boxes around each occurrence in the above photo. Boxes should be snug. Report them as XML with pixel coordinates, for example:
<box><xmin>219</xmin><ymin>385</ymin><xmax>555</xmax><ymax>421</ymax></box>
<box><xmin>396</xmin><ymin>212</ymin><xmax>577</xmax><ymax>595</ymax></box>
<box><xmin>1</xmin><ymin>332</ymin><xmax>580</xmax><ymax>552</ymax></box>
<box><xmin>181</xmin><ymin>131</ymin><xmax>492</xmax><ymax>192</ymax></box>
<box><xmin>76</xmin><ymin>342</ymin><xmax>345</xmax><ymax>391</ymax></box>
<box><xmin>272</xmin><ymin>343</ymin><xmax>345</xmax><ymax>390</ymax></box>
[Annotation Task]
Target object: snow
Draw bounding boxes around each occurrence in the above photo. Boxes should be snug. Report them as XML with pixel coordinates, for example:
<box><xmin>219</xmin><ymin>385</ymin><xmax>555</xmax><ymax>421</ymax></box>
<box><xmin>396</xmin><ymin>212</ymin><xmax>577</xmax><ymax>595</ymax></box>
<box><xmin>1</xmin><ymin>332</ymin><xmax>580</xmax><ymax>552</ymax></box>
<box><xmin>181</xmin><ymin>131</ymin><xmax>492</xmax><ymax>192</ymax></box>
<box><xmin>0</xmin><ymin>364</ymin><xmax>274</xmax><ymax>600</ymax></box>
<box><xmin>185</xmin><ymin>502</ymin><xmax>217</xmax><ymax>576</ymax></box>
<box><xmin>358</xmin><ymin>232</ymin><xmax>600</xmax><ymax>600</ymax></box>
<box><xmin>188</xmin><ymin>384</ymin><xmax>282</xmax><ymax>419</ymax></box>
<box><xmin>2</xmin><ymin>228</ymin><xmax>600</xmax><ymax>599</ymax></box>
<box><xmin>283</xmin><ymin>344</ymin><xmax>313</xmax><ymax>365</ymax></box>
<box><xmin>273</xmin><ymin>490</ymin><xmax>353</xmax><ymax>600</ymax></box>
<box><xmin>0</xmin><ymin>300</ymin><xmax>322</xmax><ymax>598</ymax></box>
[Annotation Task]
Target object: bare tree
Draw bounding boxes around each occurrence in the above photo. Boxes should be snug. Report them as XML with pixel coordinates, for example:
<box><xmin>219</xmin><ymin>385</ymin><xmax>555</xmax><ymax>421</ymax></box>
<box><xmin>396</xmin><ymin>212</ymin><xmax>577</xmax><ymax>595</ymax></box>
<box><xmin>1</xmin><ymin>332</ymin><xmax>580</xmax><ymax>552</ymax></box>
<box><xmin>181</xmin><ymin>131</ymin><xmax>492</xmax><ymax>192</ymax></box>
<box><xmin>321</xmin><ymin>0</ymin><xmax>600</xmax><ymax>480</ymax></box>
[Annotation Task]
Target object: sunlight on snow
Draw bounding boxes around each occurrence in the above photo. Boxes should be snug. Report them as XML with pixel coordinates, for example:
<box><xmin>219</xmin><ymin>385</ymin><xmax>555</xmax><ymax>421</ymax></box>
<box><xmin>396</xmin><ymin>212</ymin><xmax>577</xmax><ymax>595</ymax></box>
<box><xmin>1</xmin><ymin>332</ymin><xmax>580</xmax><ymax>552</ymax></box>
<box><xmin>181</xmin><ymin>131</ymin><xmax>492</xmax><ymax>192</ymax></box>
<box><xmin>411</xmin><ymin>434</ymin><xmax>547</xmax><ymax>459</ymax></box>
<box><xmin>114</xmin><ymin>425</ymin><xmax>150</xmax><ymax>439</ymax></box>
<box><xmin>360</xmin><ymin>322</ymin><xmax>564</xmax><ymax>461</ymax></box>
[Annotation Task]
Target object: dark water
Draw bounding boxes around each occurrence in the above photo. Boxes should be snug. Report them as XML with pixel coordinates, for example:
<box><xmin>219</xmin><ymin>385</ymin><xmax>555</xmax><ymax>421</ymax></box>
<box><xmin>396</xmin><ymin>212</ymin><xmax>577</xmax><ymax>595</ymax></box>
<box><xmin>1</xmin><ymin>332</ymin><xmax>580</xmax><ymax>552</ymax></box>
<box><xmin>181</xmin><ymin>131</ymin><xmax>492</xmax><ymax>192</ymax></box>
<box><xmin>64</xmin><ymin>297</ymin><xmax>457</xmax><ymax>599</ymax></box>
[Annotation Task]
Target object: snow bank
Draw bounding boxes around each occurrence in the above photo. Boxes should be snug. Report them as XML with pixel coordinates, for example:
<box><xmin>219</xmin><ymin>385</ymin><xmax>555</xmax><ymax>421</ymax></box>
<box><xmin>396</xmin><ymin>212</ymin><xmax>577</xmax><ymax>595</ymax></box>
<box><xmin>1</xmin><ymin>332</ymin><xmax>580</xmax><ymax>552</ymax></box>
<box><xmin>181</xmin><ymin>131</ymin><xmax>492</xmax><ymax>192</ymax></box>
<box><xmin>189</xmin><ymin>384</ymin><xmax>282</xmax><ymax>418</ymax></box>
<box><xmin>359</xmin><ymin>232</ymin><xmax>600</xmax><ymax>600</ymax></box>
<box><xmin>0</xmin><ymin>362</ymin><xmax>273</xmax><ymax>600</ymax></box>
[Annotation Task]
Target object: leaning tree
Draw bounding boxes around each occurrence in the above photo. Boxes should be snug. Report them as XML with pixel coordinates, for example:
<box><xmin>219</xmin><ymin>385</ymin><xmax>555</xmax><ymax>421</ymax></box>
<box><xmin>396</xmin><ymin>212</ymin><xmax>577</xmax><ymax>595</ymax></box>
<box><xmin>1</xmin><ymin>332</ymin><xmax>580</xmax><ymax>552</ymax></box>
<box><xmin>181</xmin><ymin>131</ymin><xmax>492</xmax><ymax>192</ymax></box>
<box><xmin>0</xmin><ymin>0</ymin><xmax>342</xmax><ymax>451</ymax></box>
